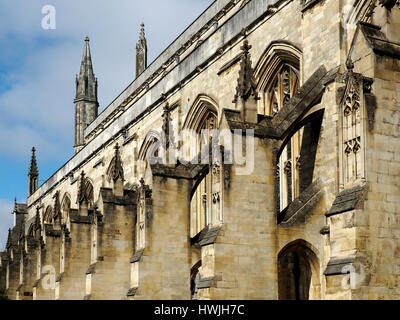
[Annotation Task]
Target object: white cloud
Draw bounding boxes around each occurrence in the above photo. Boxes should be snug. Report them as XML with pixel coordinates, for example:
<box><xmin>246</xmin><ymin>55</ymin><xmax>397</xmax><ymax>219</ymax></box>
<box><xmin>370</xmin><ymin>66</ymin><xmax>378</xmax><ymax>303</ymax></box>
<box><xmin>0</xmin><ymin>199</ymin><xmax>14</xmax><ymax>250</ymax></box>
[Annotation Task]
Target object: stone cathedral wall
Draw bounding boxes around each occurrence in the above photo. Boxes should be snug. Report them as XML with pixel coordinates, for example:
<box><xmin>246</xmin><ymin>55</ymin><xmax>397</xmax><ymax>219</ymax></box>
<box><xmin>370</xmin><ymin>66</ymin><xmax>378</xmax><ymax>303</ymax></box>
<box><xmin>1</xmin><ymin>0</ymin><xmax>400</xmax><ymax>300</ymax></box>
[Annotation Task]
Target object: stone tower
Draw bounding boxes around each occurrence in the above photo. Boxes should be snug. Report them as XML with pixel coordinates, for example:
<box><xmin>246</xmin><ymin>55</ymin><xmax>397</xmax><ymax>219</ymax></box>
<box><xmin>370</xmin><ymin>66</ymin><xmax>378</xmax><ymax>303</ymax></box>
<box><xmin>74</xmin><ymin>36</ymin><xmax>99</xmax><ymax>154</ymax></box>
<box><xmin>136</xmin><ymin>23</ymin><xmax>147</xmax><ymax>78</ymax></box>
<box><xmin>27</xmin><ymin>147</ymin><xmax>38</xmax><ymax>197</ymax></box>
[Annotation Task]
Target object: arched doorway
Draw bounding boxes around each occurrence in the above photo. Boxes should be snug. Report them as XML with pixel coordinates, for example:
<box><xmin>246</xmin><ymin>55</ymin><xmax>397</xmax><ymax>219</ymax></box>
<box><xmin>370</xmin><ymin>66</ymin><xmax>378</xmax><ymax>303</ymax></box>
<box><xmin>278</xmin><ymin>240</ymin><xmax>320</xmax><ymax>300</ymax></box>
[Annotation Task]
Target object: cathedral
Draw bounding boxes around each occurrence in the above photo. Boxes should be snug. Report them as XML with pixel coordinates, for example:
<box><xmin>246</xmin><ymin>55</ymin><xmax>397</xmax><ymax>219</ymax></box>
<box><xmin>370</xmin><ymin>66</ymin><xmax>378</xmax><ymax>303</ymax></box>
<box><xmin>1</xmin><ymin>0</ymin><xmax>400</xmax><ymax>300</ymax></box>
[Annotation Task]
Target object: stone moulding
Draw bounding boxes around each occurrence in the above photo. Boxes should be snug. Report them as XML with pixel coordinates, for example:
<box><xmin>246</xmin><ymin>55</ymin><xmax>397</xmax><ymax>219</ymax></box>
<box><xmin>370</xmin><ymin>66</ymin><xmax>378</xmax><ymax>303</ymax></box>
<box><xmin>99</xmin><ymin>188</ymin><xmax>137</xmax><ymax>206</ymax></box>
<box><xmin>55</xmin><ymin>273</ymin><xmax>63</xmax><ymax>283</ymax></box>
<box><xmin>217</xmin><ymin>52</ymin><xmax>242</xmax><ymax>76</ymax></box>
<box><xmin>190</xmin><ymin>225</ymin><xmax>222</xmax><ymax>248</ymax></box>
<box><xmin>92</xmin><ymin>157</ymin><xmax>104</xmax><ymax>168</ymax></box>
<box><xmin>130</xmin><ymin>249</ymin><xmax>144</xmax><ymax>264</ymax></box>
<box><xmin>69</xmin><ymin>210</ymin><xmax>93</xmax><ymax>224</ymax></box>
<box><xmin>324</xmin><ymin>257</ymin><xmax>355</xmax><ymax>276</ymax></box>
<box><xmin>151</xmin><ymin>163</ymin><xmax>208</xmax><ymax>180</ymax></box>
<box><xmin>32</xmin><ymin>279</ymin><xmax>40</xmax><ymax>288</ymax></box>
<box><xmin>301</xmin><ymin>0</ymin><xmax>325</xmax><ymax>13</ymax></box>
<box><xmin>197</xmin><ymin>276</ymin><xmax>216</xmax><ymax>289</ymax></box>
<box><xmin>326</xmin><ymin>184</ymin><xmax>367</xmax><ymax>217</ymax></box>
<box><xmin>86</xmin><ymin>263</ymin><xmax>96</xmax><ymax>275</ymax></box>
<box><xmin>360</xmin><ymin>21</ymin><xmax>400</xmax><ymax>59</ymax></box>
<box><xmin>127</xmin><ymin>287</ymin><xmax>138</xmax><ymax>297</ymax></box>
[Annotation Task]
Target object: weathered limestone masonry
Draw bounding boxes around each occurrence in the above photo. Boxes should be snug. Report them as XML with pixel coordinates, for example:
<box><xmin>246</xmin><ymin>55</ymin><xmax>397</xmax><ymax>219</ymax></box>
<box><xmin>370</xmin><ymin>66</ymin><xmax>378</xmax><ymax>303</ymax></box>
<box><xmin>1</xmin><ymin>0</ymin><xmax>400</xmax><ymax>300</ymax></box>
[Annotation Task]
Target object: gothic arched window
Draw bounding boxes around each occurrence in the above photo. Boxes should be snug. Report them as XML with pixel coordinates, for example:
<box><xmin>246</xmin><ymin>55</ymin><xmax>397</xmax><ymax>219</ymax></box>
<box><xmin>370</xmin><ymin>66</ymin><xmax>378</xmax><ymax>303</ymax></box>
<box><xmin>264</xmin><ymin>64</ymin><xmax>299</xmax><ymax>116</ymax></box>
<box><xmin>61</xmin><ymin>195</ymin><xmax>71</xmax><ymax>224</ymax></box>
<box><xmin>189</xmin><ymin>107</ymin><xmax>218</xmax><ymax>237</ymax></box>
<box><xmin>254</xmin><ymin>42</ymin><xmax>302</xmax><ymax>117</ymax></box>
<box><xmin>44</xmin><ymin>206</ymin><xmax>53</xmax><ymax>224</ymax></box>
<box><xmin>277</xmin><ymin>114</ymin><xmax>323</xmax><ymax>213</ymax></box>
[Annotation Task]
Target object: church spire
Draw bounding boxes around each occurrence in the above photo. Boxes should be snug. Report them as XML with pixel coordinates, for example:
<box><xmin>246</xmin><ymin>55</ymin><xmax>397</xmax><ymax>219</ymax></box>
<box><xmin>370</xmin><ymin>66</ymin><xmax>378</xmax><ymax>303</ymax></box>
<box><xmin>28</xmin><ymin>147</ymin><xmax>39</xmax><ymax>197</ymax></box>
<box><xmin>136</xmin><ymin>22</ymin><xmax>147</xmax><ymax>78</ymax></box>
<box><xmin>74</xmin><ymin>36</ymin><xmax>99</xmax><ymax>154</ymax></box>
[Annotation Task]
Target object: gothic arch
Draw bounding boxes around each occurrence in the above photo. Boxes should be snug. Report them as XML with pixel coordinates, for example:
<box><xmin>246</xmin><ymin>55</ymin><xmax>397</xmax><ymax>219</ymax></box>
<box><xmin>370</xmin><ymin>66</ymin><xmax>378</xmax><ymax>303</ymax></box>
<box><xmin>190</xmin><ymin>260</ymin><xmax>202</xmax><ymax>300</ymax></box>
<box><xmin>184</xmin><ymin>95</ymin><xmax>220</xmax><ymax>238</ymax></box>
<box><xmin>77</xmin><ymin>174</ymin><xmax>94</xmax><ymax>207</ymax></box>
<box><xmin>278</xmin><ymin>239</ymin><xmax>321</xmax><ymax>300</ymax></box>
<box><xmin>254</xmin><ymin>41</ymin><xmax>302</xmax><ymax>116</ymax></box>
<box><xmin>182</xmin><ymin>94</ymin><xmax>219</xmax><ymax>132</ymax></box>
<box><xmin>85</xmin><ymin>178</ymin><xmax>94</xmax><ymax>206</ymax></box>
<box><xmin>138</xmin><ymin>130</ymin><xmax>162</xmax><ymax>161</ymax></box>
<box><xmin>254</xmin><ymin>41</ymin><xmax>302</xmax><ymax>86</ymax></box>
<box><xmin>43</xmin><ymin>206</ymin><xmax>53</xmax><ymax>224</ymax></box>
<box><xmin>61</xmin><ymin>193</ymin><xmax>71</xmax><ymax>223</ymax></box>
<box><xmin>138</xmin><ymin>130</ymin><xmax>162</xmax><ymax>183</ymax></box>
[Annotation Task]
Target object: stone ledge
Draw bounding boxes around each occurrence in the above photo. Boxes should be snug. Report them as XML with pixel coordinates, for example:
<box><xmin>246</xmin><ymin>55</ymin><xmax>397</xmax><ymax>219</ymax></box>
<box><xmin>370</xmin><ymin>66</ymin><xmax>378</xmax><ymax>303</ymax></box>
<box><xmin>324</xmin><ymin>257</ymin><xmax>355</xmax><ymax>276</ymax></box>
<box><xmin>44</xmin><ymin>224</ymin><xmax>61</xmax><ymax>237</ymax></box>
<box><xmin>122</xmin><ymin>134</ymin><xmax>137</xmax><ymax>146</ymax></box>
<box><xmin>33</xmin><ymin>279</ymin><xmax>40</xmax><ymax>288</ymax></box>
<box><xmin>86</xmin><ymin>263</ymin><xmax>96</xmax><ymax>275</ymax></box>
<box><xmin>127</xmin><ymin>287</ymin><xmax>138</xmax><ymax>297</ymax></box>
<box><xmin>69</xmin><ymin>210</ymin><xmax>93</xmax><ymax>224</ymax></box>
<box><xmin>151</xmin><ymin>163</ymin><xmax>208</xmax><ymax>180</ymax></box>
<box><xmin>99</xmin><ymin>188</ymin><xmax>137</xmax><ymax>206</ymax></box>
<box><xmin>55</xmin><ymin>273</ymin><xmax>63</xmax><ymax>283</ymax></box>
<box><xmin>360</xmin><ymin>22</ymin><xmax>400</xmax><ymax>59</ymax></box>
<box><xmin>217</xmin><ymin>53</ymin><xmax>242</xmax><ymax>76</ymax></box>
<box><xmin>301</xmin><ymin>0</ymin><xmax>325</xmax><ymax>12</ymax></box>
<box><xmin>93</xmin><ymin>157</ymin><xmax>104</xmax><ymax>168</ymax></box>
<box><xmin>197</xmin><ymin>276</ymin><xmax>215</xmax><ymax>289</ymax></box>
<box><xmin>191</xmin><ymin>225</ymin><xmax>222</xmax><ymax>248</ymax></box>
<box><xmin>130</xmin><ymin>249</ymin><xmax>144</xmax><ymax>263</ymax></box>
<box><xmin>326</xmin><ymin>184</ymin><xmax>367</xmax><ymax>217</ymax></box>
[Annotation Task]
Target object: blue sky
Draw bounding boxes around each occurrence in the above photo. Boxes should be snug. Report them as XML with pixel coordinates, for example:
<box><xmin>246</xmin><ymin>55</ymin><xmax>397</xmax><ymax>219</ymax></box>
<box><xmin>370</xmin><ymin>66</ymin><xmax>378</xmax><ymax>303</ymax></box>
<box><xmin>0</xmin><ymin>0</ymin><xmax>213</xmax><ymax>248</ymax></box>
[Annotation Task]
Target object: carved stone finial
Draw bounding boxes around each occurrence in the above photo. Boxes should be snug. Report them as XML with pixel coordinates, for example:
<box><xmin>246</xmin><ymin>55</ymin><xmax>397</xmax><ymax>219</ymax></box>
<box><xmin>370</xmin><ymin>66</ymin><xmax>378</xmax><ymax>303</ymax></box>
<box><xmin>53</xmin><ymin>191</ymin><xmax>61</xmax><ymax>220</ymax></box>
<box><xmin>107</xmin><ymin>143</ymin><xmax>124</xmax><ymax>182</ymax></box>
<box><xmin>6</xmin><ymin>228</ymin><xmax>12</xmax><ymax>249</ymax></box>
<box><xmin>233</xmin><ymin>40</ymin><xmax>259</xmax><ymax>104</ymax></box>
<box><xmin>162</xmin><ymin>103</ymin><xmax>173</xmax><ymax>150</ymax></box>
<box><xmin>136</xmin><ymin>22</ymin><xmax>148</xmax><ymax>78</ymax></box>
<box><xmin>28</xmin><ymin>146</ymin><xmax>39</xmax><ymax>192</ymax></box>
<box><xmin>78</xmin><ymin>171</ymin><xmax>86</xmax><ymax>204</ymax></box>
